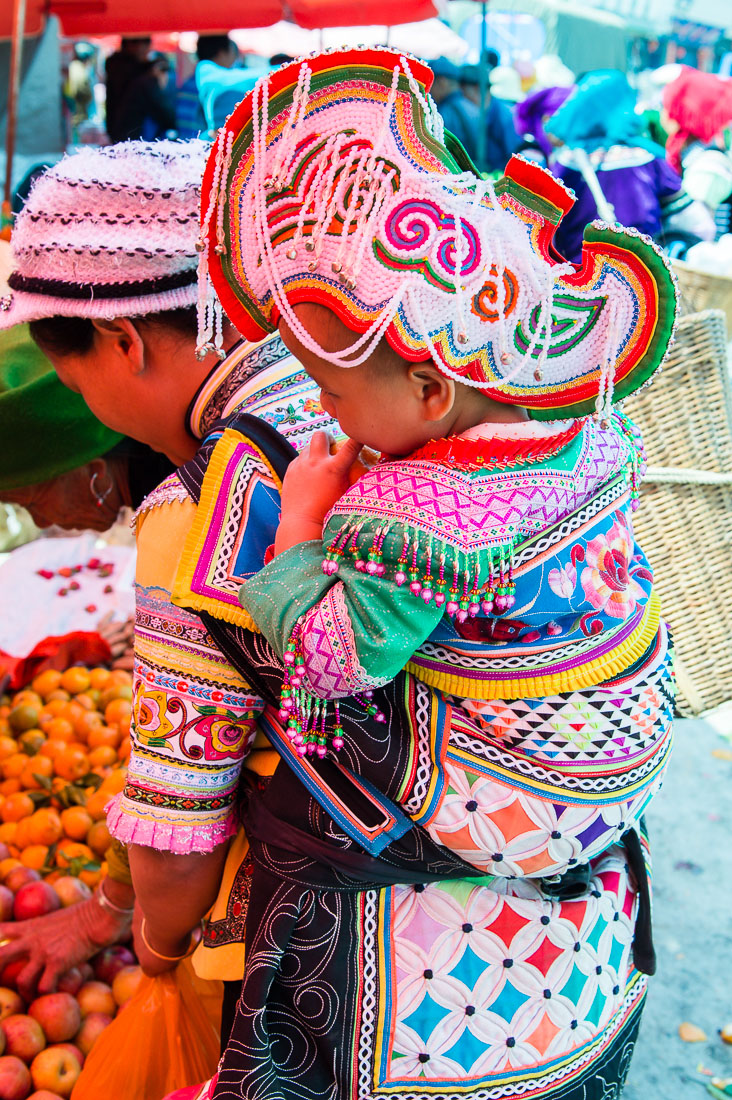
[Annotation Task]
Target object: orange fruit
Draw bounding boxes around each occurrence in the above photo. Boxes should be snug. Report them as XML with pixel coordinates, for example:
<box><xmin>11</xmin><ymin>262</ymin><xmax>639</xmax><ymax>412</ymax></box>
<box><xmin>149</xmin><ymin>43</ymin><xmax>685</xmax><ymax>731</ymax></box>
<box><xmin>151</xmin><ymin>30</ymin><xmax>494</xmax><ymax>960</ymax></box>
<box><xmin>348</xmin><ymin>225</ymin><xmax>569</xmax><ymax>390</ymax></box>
<box><xmin>39</xmin><ymin>739</ymin><xmax>67</xmax><ymax>762</ymax></box>
<box><xmin>28</xmin><ymin>808</ymin><xmax>63</xmax><ymax>846</ymax></box>
<box><xmin>60</xmin><ymin>667</ymin><xmax>91</xmax><ymax>696</ymax></box>
<box><xmin>0</xmin><ymin>778</ymin><xmax>21</xmax><ymax>797</ymax></box>
<box><xmin>20</xmin><ymin>844</ymin><xmax>48</xmax><ymax>870</ymax></box>
<box><xmin>99</xmin><ymin>769</ymin><xmax>126</xmax><ymax>796</ymax></box>
<box><xmin>45</xmin><ymin>689</ymin><xmax>71</xmax><ymax>703</ymax></box>
<box><xmin>13</xmin><ymin>817</ymin><xmax>33</xmax><ymax>849</ymax></box>
<box><xmin>86</xmin><ymin>820</ymin><xmax>111</xmax><ymax>858</ymax></box>
<box><xmin>74</xmin><ymin>710</ymin><xmax>103</xmax><ymax>743</ymax></box>
<box><xmin>2</xmin><ymin>753</ymin><xmax>30</xmax><ymax>780</ymax></box>
<box><xmin>73</xmin><ymin>693</ymin><xmax>96</xmax><ymax>712</ymax></box>
<box><xmin>85</xmin><ymin>789</ymin><xmax>111</xmax><ymax>821</ymax></box>
<box><xmin>79</xmin><ymin>865</ymin><xmax>103</xmax><ymax>888</ymax></box>
<box><xmin>117</xmin><ymin>738</ymin><xmax>131</xmax><ymax>763</ymax></box>
<box><xmin>17</xmin><ymin>729</ymin><xmax>46</xmax><ymax>756</ymax></box>
<box><xmin>60</xmin><ymin>806</ymin><xmax>93</xmax><ymax>841</ymax></box>
<box><xmin>60</xmin><ymin>700</ymin><xmax>87</xmax><ymax>728</ymax></box>
<box><xmin>99</xmin><ymin>684</ymin><xmax>132</xmax><ymax>711</ymax></box>
<box><xmin>8</xmin><ymin>703</ymin><xmax>41</xmax><ymax>732</ymax></box>
<box><xmin>87</xmin><ymin>725</ymin><xmax>120</xmax><ymax>751</ymax></box>
<box><xmin>88</xmin><ymin>746</ymin><xmax>117</xmax><ymax>770</ymax></box>
<box><xmin>56</xmin><ymin>839</ymin><xmax>93</xmax><ymax>869</ymax></box>
<box><xmin>0</xmin><ymin>737</ymin><xmax>18</xmax><ymax>762</ymax></box>
<box><xmin>31</xmin><ymin>670</ymin><xmax>63</xmax><ymax>699</ymax></box>
<box><xmin>54</xmin><ymin>746</ymin><xmax>90</xmax><ymax>783</ymax></box>
<box><xmin>0</xmin><ymin>856</ymin><xmax>21</xmax><ymax>879</ymax></box>
<box><xmin>12</xmin><ymin>690</ymin><xmax>43</xmax><ymax>710</ymax></box>
<box><xmin>107</xmin><ymin>669</ymin><xmax>132</xmax><ymax>686</ymax></box>
<box><xmin>42</xmin><ymin>699</ymin><xmax>69</xmax><ymax>719</ymax></box>
<box><xmin>19</xmin><ymin>755</ymin><xmax>53</xmax><ymax>790</ymax></box>
<box><xmin>104</xmin><ymin>699</ymin><xmax>132</xmax><ymax>731</ymax></box>
<box><xmin>1</xmin><ymin>792</ymin><xmax>34</xmax><ymax>823</ymax></box>
<box><xmin>0</xmin><ymin>823</ymin><xmax>18</xmax><ymax>846</ymax></box>
<box><xmin>89</xmin><ymin>668</ymin><xmax>111</xmax><ymax>692</ymax></box>
<box><xmin>44</xmin><ymin>717</ymin><xmax>75</xmax><ymax>744</ymax></box>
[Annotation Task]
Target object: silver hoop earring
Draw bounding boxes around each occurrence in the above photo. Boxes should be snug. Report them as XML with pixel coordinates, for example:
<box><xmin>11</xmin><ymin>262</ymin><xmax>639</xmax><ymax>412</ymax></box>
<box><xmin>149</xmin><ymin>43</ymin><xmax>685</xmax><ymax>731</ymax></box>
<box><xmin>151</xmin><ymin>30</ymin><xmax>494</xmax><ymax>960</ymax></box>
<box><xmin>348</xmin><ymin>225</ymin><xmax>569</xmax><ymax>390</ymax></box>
<box><xmin>90</xmin><ymin>471</ymin><xmax>113</xmax><ymax>509</ymax></box>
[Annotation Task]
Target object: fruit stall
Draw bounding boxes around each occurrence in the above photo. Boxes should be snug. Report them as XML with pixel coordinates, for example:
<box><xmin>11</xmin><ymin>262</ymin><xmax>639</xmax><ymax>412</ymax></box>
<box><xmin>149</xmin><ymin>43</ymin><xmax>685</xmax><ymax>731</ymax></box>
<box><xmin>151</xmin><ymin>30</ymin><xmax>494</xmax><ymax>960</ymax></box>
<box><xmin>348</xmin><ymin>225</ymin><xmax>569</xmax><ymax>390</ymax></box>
<box><xmin>0</xmin><ymin>662</ymin><xmax>136</xmax><ymax>1099</ymax></box>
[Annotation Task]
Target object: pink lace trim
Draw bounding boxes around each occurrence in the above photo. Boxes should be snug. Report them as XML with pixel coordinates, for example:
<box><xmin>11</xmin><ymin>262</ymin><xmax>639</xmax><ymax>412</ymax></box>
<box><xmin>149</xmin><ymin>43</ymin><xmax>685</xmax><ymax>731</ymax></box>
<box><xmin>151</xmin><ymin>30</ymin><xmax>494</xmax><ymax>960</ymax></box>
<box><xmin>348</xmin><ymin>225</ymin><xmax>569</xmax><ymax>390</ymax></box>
<box><xmin>105</xmin><ymin>793</ymin><xmax>237</xmax><ymax>854</ymax></box>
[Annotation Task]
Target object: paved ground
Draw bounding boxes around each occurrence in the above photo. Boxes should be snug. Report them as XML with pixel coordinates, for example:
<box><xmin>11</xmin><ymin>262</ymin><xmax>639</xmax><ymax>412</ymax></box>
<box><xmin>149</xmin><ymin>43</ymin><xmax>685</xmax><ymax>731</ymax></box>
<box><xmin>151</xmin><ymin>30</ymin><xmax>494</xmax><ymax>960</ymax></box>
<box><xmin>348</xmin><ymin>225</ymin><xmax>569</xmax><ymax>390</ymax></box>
<box><xmin>623</xmin><ymin>717</ymin><xmax>732</xmax><ymax>1100</ymax></box>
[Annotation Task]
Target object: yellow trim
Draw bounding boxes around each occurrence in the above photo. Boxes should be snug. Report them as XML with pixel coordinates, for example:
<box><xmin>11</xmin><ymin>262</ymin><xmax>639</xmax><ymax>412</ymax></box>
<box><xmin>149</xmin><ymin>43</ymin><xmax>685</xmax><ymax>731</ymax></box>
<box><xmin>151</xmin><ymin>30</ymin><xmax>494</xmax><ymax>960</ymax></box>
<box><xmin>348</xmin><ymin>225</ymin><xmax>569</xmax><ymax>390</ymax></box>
<box><xmin>406</xmin><ymin>595</ymin><xmax>661</xmax><ymax>701</ymax></box>
<box><xmin>172</xmin><ymin>427</ymin><xmax>281</xmax><ymax>630</ymax></box>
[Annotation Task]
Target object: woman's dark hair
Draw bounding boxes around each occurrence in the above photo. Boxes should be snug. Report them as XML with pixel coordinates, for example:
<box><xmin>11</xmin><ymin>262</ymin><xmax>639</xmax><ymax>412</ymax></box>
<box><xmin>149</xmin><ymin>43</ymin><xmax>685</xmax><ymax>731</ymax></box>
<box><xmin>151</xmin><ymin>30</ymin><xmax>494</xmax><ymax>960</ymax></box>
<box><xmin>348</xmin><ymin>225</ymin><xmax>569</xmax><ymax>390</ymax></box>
<box><xmin>29</xmin><ymin>304</ymin><xmax>198</xmax><ymax>358</ymax></box>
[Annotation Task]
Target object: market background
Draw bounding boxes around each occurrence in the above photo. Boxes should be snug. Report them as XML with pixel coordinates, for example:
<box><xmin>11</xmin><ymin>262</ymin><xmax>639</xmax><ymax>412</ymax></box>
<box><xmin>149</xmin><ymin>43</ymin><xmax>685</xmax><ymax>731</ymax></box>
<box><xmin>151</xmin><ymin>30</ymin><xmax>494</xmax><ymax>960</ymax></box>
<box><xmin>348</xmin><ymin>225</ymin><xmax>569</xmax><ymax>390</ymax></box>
<box><xmin>1</xmin><ymin>1</ymin><xmax>732</xmax><ymax>1098</ymax></box>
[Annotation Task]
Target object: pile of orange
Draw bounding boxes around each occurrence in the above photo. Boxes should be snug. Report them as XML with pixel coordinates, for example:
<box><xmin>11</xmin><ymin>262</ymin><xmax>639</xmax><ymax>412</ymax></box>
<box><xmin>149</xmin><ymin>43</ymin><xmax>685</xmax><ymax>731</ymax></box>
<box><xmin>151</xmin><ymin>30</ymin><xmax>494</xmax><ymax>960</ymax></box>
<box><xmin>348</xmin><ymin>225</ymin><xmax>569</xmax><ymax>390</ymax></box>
<box><xmin>0</xmin><ymin>667</ymin><xmax>132</xmax><ymax>885</ymax></box>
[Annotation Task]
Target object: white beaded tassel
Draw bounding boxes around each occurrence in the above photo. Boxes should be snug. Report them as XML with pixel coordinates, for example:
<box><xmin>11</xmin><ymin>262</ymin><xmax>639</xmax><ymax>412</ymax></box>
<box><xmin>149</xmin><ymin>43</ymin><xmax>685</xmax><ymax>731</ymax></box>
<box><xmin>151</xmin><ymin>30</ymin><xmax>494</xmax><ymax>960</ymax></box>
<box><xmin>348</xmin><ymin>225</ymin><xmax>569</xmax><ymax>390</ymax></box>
<box><xmin>196</xmin><ymin>128</ymin><xmax>230</xmax><ymax>359</ymax></box>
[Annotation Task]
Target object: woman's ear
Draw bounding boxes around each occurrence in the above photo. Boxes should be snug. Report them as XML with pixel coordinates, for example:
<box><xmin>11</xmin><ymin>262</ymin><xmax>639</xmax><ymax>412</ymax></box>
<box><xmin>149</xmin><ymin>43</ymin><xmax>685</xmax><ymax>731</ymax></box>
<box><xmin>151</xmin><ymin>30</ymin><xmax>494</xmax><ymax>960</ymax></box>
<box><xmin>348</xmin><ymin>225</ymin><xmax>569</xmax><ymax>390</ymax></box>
<box><xmin>407</xmin><ymin>362</ymin><xmax>456</xmax><ymax>423</ymax></box>
<box><xmin>91</xmin><ymin>318</ymin><xmax>146</xmax><ymax>375</ymax></box>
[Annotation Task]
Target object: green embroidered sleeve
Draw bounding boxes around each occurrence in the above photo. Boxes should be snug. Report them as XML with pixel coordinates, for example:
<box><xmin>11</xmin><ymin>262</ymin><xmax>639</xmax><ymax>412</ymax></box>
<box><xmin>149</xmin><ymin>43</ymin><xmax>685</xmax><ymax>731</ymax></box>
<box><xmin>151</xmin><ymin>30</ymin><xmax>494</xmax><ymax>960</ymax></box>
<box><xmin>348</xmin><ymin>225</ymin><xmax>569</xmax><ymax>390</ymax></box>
<box><xmin>239</xmin><ymin>519</ymin><xmax>446</xmax><ymax>698</ymax></box>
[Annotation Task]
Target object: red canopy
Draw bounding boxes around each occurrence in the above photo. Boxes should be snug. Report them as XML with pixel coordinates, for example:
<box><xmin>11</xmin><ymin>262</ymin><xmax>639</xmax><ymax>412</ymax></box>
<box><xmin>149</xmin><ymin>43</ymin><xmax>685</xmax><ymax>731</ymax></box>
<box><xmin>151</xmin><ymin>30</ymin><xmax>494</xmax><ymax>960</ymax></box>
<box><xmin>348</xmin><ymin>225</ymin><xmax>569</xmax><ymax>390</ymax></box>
<box><xmin>2</xmin><ymin>0</ymin><xmax>437</xmax><ymax>38</ymax></box>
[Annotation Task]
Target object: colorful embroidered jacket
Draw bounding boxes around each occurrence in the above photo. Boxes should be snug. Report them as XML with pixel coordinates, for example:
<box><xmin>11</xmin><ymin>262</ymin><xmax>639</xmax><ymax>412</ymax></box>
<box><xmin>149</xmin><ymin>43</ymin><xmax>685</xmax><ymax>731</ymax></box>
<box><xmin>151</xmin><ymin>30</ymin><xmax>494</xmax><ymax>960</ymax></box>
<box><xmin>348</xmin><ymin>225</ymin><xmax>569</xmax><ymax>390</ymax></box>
<box><xmin>241</xmin><ymin>412</ymin><xmax>656</xmax><ymax>703</ymax></box>
<box><xmin>240</xmin><ymin>411</ymin><xmax>673</xmax><ymax>882</ymax></box>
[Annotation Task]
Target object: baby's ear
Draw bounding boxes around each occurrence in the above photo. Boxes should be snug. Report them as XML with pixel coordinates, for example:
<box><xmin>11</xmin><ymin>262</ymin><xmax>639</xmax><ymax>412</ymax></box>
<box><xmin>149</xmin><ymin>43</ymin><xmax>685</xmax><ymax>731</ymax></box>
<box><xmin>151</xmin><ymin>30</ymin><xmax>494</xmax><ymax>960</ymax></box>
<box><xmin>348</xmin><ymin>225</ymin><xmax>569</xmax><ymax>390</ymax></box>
<box><xmin>407</xmin><ymin>362</ymin><xmax>456</xmax><ymax>423</ymax></box>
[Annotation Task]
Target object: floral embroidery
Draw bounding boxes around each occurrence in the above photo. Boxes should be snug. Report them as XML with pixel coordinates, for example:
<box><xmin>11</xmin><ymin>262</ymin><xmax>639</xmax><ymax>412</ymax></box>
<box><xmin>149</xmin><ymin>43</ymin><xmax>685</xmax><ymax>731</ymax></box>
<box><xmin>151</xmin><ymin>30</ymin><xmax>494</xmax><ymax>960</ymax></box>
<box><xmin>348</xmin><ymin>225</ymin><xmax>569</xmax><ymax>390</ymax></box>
<box><xmin>581</xmin><ymin>518</ymin><xmax>645</xmax><ymax>620</ymax></box>
<box><xmin>134</xmin><ymin>686</ymin><xmax>179</xmax><ymax>748</ymax></box>
<box><xmin>548</xmin><ymin>561</ymin><xmax>577</xmax><ymax>599</ymax></box>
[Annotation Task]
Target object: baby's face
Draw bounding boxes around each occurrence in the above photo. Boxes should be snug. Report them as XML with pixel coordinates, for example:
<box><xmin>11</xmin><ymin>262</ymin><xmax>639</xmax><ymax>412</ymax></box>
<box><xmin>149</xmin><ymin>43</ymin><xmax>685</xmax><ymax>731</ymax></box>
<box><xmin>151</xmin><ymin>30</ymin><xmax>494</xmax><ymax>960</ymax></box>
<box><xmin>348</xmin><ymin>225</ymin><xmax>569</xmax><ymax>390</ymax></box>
<box><xmin>278</xmin><ymin>304</ymin><xmax>438</xmax><ymax>456</ymax></box>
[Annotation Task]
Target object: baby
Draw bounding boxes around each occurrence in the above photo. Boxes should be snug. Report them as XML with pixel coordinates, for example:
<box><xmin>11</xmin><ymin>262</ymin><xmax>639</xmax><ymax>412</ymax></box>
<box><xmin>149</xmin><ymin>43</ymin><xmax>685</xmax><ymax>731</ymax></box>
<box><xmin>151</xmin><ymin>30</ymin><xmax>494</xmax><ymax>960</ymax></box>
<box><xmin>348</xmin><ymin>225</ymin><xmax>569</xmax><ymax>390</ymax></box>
<box><xmin>198</xmin><ymin>48</ymin><xmax>677</xmax><ymax>881</ymax></box>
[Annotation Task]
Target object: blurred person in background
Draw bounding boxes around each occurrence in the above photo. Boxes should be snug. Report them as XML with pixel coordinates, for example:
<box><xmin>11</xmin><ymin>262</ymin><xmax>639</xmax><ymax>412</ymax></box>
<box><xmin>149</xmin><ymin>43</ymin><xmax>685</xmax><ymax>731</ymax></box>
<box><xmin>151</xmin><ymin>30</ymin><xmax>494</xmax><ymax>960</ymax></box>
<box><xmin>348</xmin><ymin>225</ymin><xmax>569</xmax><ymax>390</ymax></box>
<box><xmin>460</xmin><ymin>61</ymin><xmax>521</xmax><ymax>172</ymax></box>
<box><xmin>546</xmin><ymin>70</ymin><xmax>714</xmax><ymax>262</ymax></box>
<box><xmin>105</xmin><ymin>36</ymin><xmax>151</xmax><ymax>143</ymax></box>
<box><xmin>176</xmin><ymin>34</ymin><xmax>240</xmax><ymax>140</ymax></box>
<box><xmin>429</xmin><ymin>57</ymin><xmax>480</xmax><ymax>165</ymax></box>
<box><xmin>662</xmin><ymin>66</ymin><xmax>732</xmax><ymax>239</ymax></box>
<box><xmin>116</xmin><ymin>52</ymin><xmax>176</xmax><ymax>142</ymax></box>
<box><xmin>513</xmin><ymin>84</ymin><xmax>573</xmax><ymax>166</ymax></box>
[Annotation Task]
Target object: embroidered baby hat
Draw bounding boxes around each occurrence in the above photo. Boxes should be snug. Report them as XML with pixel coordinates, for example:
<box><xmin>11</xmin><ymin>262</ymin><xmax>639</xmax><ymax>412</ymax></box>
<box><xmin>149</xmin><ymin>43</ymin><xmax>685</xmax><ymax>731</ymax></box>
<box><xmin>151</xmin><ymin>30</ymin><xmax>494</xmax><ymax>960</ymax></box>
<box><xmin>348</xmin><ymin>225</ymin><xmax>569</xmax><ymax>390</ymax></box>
<box><xmin>0</xmin><ymin>140</ymin><xmax>210</xmax><ymax>328</ymax></box>
<box><xmin>199</xmin><ymin>48</ymin><xmax>677</xmax><ymax>419</ymax></box>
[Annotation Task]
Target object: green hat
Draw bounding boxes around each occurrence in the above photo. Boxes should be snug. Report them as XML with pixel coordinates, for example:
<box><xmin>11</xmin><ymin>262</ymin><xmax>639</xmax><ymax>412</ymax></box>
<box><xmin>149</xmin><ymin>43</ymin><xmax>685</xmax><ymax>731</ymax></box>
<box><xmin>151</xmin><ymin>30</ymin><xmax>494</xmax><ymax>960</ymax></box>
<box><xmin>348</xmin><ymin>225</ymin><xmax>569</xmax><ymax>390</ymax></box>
<box><xmin>0</xmin><ymin>325</ymin><xmax>123</xmax><ymax>491</ymax></box>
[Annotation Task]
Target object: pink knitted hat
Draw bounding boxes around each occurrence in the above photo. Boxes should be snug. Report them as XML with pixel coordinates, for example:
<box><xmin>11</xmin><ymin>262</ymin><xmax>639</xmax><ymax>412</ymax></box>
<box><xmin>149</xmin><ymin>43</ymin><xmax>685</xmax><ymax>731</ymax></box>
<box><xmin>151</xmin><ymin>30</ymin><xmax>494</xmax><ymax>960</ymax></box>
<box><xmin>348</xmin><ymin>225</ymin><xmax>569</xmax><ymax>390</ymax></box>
<box><xmin>0</xmin><ymin>140</ymin><xmax>210</xmax><ymax>329</ymax></box>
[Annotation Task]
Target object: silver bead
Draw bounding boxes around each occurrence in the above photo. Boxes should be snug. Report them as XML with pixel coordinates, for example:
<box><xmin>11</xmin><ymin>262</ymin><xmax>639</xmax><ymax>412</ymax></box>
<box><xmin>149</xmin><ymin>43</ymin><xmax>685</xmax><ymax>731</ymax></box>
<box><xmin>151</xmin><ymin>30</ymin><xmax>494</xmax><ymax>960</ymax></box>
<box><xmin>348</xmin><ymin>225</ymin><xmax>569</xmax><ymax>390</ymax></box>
<box><xmin>331</xmin><ymin>261</ymin><xmax>342</xmax><ymax>273</ymax></box>
<box><xmin>286</xmin><ymin>248</ymin><xmax>297</xmax><ymax>261</ymax></box>
<box><xmin>307</xmin><ymin>260</ymin><xmax>318</xmax><ymax>272</ymax></box>
<box><xmin>305</xmin><ymin>240</ymin><xmax>315</xmax><ymax>252</ymax></box>
<box><xmin>533</xmin><ymin>368</ymin><xmax>543</xmax><ymax>382</ymax></box>
<box><xmin>500</xmin><ymin>351</ymin><xmax>513</xmax><ymax>364</ymax></box>
<box><xmin>264</xmin><ymin>177</ymin><xmax>274</xmax><ymax>189</ymax></box>
<box><xmin>457</xmin><ymin>331</ymin><xmax>468</xmax><ymax>345</ymax></box>
<box><xmin>214</xmin><ymin>243</ymin><xmax>227</xmax><ymax>256</ymax></box>
<box><xmin>345</xmin><ymin>276</ymin><xmax>357</xmax><ymax>290</ymax></box>
<box><xmin>195</xmin><ymin>239</ymin><xmax>206</xmax><ymax>253</ymax></box>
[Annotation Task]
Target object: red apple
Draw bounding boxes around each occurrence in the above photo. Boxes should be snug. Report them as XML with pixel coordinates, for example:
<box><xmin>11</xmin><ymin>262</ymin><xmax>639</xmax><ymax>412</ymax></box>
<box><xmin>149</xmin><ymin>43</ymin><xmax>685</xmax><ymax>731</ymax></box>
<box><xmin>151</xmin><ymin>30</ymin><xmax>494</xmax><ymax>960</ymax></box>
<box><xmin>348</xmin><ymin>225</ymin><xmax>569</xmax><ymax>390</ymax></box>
<box><xmin>52</xmin><ymin>1044</ymin><xmax>83</xmax><ymax>1069</ymax></box>
<box><xmin>27</xmin><ymin>1092</ymin><xmax>62</xmax><ymax>1100</ymax></box>
<box><xmin>3</xmin><ymin>871</ymin><xmax>39</xmax><ymax>897</ymax></box>
<box><xmin>0</xmin><ymin>847</ymin><xmax>10</xmax><ymax>865</ymax></box>
<box><xmin>50</xmin><ymin>879</ymin><xmax>90</xmax><ymax>911</ymax></box>
<box><xmin>0</xmin><ymin>888</ymin><xmax>13</xmax><ymax>924</ymax></box>
<box><xmin>75</xmin><ymin>983</ymin><xmax>114</xmax><ymax>1020</ymax></box>
<box><xmin>13</xmin><ymin>885</ymin><xmax>60</xmax><ymax>924</ymax></box>
<box><xmin>91</xmin><ymin>946</ymin><xmax>135</xmax><ymax>987</ymax></box>
<box><xmin>77</xmin><ymin>966</ymin><xmax>93</xmax><ymax>985</ymax></box>
<box><xmin>74</xmin><ymin>1013</ymin><xmax>111</xmax><ymax>1056</ymax></box>
<box><xmin>0</xmin><ymin>1017</ymin><xmax>45</xmax><ymax>1064</ymax></box>
<box><xmin>0</xmin><ymin>965</ymin><xmax>26</xmax><ymax>995</ymax></box>
<box><xmin>0</xmin><ymin>1055</ymin><xmax>31</xmax><ymax>1100</ymax></box>
<box><xmin>0</xmin><ymin>994</ymin><xmax>22</xmax><ymax>1027</ymax></box>
<box><xmin>54</xmin><ymin>971</ymin><xmax>82</xmax><ymax>998</ymax></box>
<box><xmin>28</xmin><ymin>997</ymin><xmax>80</xmax><ymax>1045</ymax></box>
<box><xmin>29</xmin><ymin>1046</ymin><xmax>81</xmax><ymax>1098</ymax></box>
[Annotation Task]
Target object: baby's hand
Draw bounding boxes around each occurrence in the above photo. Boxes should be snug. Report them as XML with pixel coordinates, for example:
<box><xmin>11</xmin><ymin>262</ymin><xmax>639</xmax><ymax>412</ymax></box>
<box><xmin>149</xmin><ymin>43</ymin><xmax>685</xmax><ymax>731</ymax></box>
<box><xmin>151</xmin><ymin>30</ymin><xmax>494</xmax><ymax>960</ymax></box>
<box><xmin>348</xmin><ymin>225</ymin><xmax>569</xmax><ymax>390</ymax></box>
<box><xmin>275</xmin><ymin>433</ymin><xmax>362</xmax><ymax>554</ymax></box>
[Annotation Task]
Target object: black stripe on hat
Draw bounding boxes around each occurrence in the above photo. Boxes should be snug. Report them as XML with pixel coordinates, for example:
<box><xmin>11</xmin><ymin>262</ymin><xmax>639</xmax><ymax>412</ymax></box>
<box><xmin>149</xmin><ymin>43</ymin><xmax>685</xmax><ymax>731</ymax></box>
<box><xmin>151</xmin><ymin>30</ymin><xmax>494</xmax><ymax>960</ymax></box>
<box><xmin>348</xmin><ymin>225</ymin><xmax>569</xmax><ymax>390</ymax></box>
<box><xmin>7</xmin><ymin>267</ymin><xmax>197</xmax><ymax>300</ymax></box>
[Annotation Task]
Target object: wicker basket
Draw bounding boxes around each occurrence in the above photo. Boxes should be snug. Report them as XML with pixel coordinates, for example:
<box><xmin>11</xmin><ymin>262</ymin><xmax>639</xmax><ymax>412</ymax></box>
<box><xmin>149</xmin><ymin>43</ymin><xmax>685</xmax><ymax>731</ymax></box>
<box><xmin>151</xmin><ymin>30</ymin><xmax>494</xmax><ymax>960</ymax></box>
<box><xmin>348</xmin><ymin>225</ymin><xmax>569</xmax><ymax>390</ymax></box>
<box><xmin>672</xmin><ymin>259</ymin><xmax>732</xmax><ymax>333</ymax></box>
<box><xmin>624</xmin><ymin>308</ymin><xmax>732</xmax><ymax>715</ymax></box>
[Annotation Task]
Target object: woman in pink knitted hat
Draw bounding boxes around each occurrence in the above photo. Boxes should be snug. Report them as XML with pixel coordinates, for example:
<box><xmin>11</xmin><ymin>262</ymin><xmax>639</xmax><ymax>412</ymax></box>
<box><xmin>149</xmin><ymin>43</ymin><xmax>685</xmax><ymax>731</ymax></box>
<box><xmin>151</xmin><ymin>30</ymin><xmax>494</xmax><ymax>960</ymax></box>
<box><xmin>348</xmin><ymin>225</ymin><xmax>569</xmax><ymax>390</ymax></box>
<box><xmin>0</xmin><ymin>138</ymin><xmax>339</xmax><ymax>1047</ymax></box>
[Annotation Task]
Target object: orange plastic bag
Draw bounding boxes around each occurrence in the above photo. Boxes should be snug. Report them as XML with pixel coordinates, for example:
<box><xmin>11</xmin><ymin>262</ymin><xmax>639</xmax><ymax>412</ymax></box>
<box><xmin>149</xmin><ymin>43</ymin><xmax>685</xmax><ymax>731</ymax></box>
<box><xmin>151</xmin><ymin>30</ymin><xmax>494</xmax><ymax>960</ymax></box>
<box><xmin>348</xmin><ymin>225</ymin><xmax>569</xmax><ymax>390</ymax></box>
<box><xmin>71</xmin><ymin>960</ymin><xmax>222</xmax><ymax>1100</ymax></box>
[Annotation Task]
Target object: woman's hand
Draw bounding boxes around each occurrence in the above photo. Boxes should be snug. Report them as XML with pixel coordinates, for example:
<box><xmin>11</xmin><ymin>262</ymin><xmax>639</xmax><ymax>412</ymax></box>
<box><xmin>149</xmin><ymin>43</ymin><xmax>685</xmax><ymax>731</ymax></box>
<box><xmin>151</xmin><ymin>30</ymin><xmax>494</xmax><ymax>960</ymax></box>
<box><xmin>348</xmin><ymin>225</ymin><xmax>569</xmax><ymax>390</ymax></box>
<box><xmin>0</xmin><ymin>893</ymin><xmax>133</xmax><ymax>1001</ymax></box>
<box><xmin>275</xmin><ymin>433</ymin><xmax>362</xmax><ymax>555</ymax></box>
